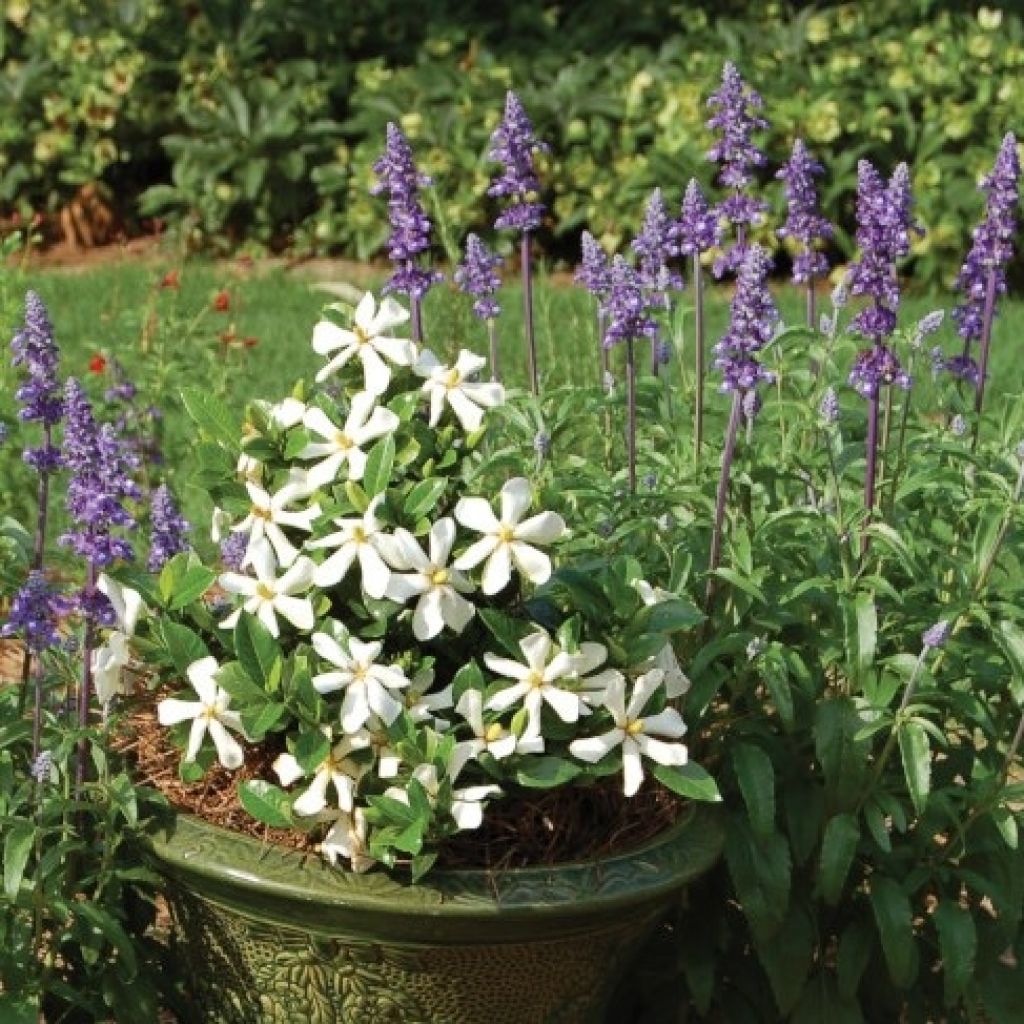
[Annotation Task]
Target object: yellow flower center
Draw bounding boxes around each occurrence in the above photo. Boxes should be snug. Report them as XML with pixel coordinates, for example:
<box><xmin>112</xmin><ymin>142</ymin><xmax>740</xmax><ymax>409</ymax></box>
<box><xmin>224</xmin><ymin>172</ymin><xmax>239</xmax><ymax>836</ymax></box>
<box><xmin>352</xmin><ymin>526</ymin><xmax>366</xmax><ymax>543</ymax></box>
<box><xmin>201</xmin><ymin>704</ymin><xmax>218</xmax><ymax>721</ymax></box>
<box><xmin>353</xmin><ymin>665</ymin><xmax>368</xmax><ymax>682</ymax></box>
<box><xmin>333</xmin><ymin>432</ymin><xmax>353</xmax><ymax>451</ymax></box>
<box><xmin>498</xmin><ymin>525</ymin><xmax>516</xmax><ymax>544</ymax></box>
<box><xmin>444</xmin><ymin>368</ymin><xmax>461</xmax><ymax>390</ymax></box>
<box><xmin>354</xmin><ymin>326</ymin><xmax>371</xmax><ymax>346</ymax></box>
<box><xmin>431</xmin><ymin>568</ymin><xmax>449</xmax><ymax>586</ymax></box>
<box><xmin>256</xmin><ymin>583</ymin><xmax>275</xmax><ymax>600</ymax></box>
<box><xmin>252</xmin><ymin>505</ymin><xmax>272</xmax><ymax>521</ymax></box>
<box><xmin>526</xmin><ymin>670</ymin><xmax>544</xmax><ymax>689</ymax></box>
<box><xmin>484</xmin><ymin>723</ymin><xmax>504</xmax><ymax>743</ymax></box>
<box><xmin>626</xmin><ymin>718</ymin><xmax>645</xmax><ymax>736</ymax></box>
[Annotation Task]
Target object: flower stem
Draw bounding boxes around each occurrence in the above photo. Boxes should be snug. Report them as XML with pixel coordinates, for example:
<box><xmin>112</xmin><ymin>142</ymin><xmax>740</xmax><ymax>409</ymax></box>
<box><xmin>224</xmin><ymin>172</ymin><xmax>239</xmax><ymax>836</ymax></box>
<box><xmin>972</xmin><ymin>269</ymin><xmax>999</xmax><ymax>449</ymax></box>
<box><xmin>521</xmin><ymin>231</ymin><xmax>539</xmax><ymax>395</ymax></box>
<box><xmin>487</xmin><ymin>318</ymin><xmax>500</xmax><ymax>383</ymax></box>
<box><xmin>806</xmin><ymin>277</ymin><xmax>816</xmax><ymax>330</ymax></box>
<box><xmin>861</xmin><ymin>390</ymin><xmax>881</xmax><ymax>557</ymax></box>
<box><xmin>626</xmin><ymin>337</ymin><xmax>637</xmax><ymax>494</ymax></box>
<box><xmin>693</xmin><ymin>254</ymin><xmax>705</xmax><ymax>473</ymax></box>
<box><xmin>598</xmin><ymin>307</ymin><xmax>609</xmax><ymax>384</ymax></box>
<box><xmin>706</xmin><ymin>391</ymin><xmax>743</xmax><ymax>607</ymax></box>
<box><xmin>411</xmin><ymin>292</ymin><xmax>423</xmax><ymax>345</ymax></box>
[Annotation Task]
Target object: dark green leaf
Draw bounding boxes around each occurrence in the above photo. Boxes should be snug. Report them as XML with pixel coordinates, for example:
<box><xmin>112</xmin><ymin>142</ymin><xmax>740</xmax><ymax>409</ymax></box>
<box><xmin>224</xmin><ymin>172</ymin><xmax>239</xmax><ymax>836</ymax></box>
<box><xmin>479</xmin><ymin>608</ymin><xmax>530</xmax><ymax>659</ymax></box>
<box><xmin>403</xmin><ymin>478</ymin><xmax>447</xmax><ymax>519</ymax></box>
<box><xmin>215</xmin><ymin>661</ymin><xmax>270</xmax><ymax>707</ymax></box>
<box><xmin>869</xmin><ymin>875</ymin><xmax>916</xmax><ymax>988</ymax></box>
<box><xmin>755</xmin><ymin>904</ymin><xmax>814</xmax><ymax>1015</ymax></box>
<box><xmin>160</xmin><ymin>621</ymin><xmax>208</xmax><ymax>677</ymax></box>
<box><xmin>294</xmin><ymin>730</ymin><xmax>331</xmax><ymax>773</ymax></box>
<box><xmin>815</xmin><ymin>698</ymin><xmax>867</xmax><ymax>810</ymax></box>
<box><xmin>836</xmin><ymin>917</ymin><xmax>874</xmax><ymax>1001</ymax></box>
<box><xmin>933</xmin><ymin>901</ymin><xmax>976</xmax><ymax>1002</ymax></box>
<box><xmin>238</xmin><ymin>780</ymin><xmax>293</xmax><ymax>828</ymax></box>
<box><xmin>167</xmin><ymin>566</ymin><xmax>217</xmax><ymax>611</ymax></box>
<box><xmin>853</xmin><ymin>590</ymin><xmax>877</xmax><ymax>684</ymax></box>
<box><xmin>644</xmin><ymin>598</ymin><xmax>704</xmax><ymax>634</ymax></box>
<box><xmin>0</xmin><ymin>994</ymin><xmax>39</xmax><ymax>1024</ymax></box>
<box><xmin>732</xmin><ymin>742</ymin><xmax>775</xmax><ymax>838</ymax></box>
<box><xmin>818</xmin><ymin>813</ymin><xmax>860</xmax><ymax>906</ymax></box>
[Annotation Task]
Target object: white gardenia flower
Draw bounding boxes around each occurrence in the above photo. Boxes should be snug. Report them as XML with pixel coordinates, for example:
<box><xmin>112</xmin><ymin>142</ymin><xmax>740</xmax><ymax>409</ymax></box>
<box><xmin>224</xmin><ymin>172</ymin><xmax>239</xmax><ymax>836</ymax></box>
<box><xmin>569</xmin><ymin>669</ymin><xmax>688</xmax><ymax>797</ymax></box>
<box><xmin>633</xmin><ymin>579</ymin><xmax>692</xmax><ymax>699</ymax></box>
<box><xmin>265</xmin><ymin>396</ymin><xmax>307</xmax><ymax>430</ymax></box>
<box><xmin>307</xmin><ymin>495</ymin><xmax>393</xmax><ymax>596</ymax></box>
<box><xmin>451</xmin><ymin>688</ymin><xmax>543</xmax><ymax>777</ymax></box>
<box><xmin>381</xmin><ymin>519</ymin><xmax>475</xmax><ymax>640</ymax></box>
<box><xmin>321</xmin><ymin>807</ymin><xmax>375</xmax><ymax>872</ymax></box>
<box><xmin>211</xmin><ymin>507</ymin><xmax>232</xmax><ymax>544</ymax></box>
<box><xmin>571</xmin><ymin>643</ymin><xmax>625</xmax><ymax>710</ymax></box>
<box><xmin>233</xmin><ymin>478</ymin><xmax>321</xmax><ymax>568</ymax></box>
<box><xmin>236</xmin><ymin>452</ymin><xmax>263</xmax><ymax>485</ymax></box>
<box><xmin>386</xmin><ymin>763</ymin><xmax>500</xmax><ymax>831</ymax></box>
<box><xmin>400</xmin><ymin>668</ymin><xmax>453</xmax><ymax>731</ymax></box>
<box><xmin>454</xmin><ymin>477</ymin><xmax>566</xmax><ymax>595</ymax></box>
<box><xmin>92</xmin><ymin>574</ymin><xmax>146</xmax><ymax>706</ymax></box>
<box><xmin>484</xmin><ymin>631</ymin><xmax>593</xmax><ymax>739</ymax></box>
<box><xmin>311</xmin><ymin>632</ymin><xmax>409</xmax><ymax>733</ymax></box>
<box><xmin>415</xmin><ymin>349</ymin><xmax>505</xmax><ymax>432</ymax></box>
<box><xmin>347</xmin><ymin>718</ymin><xmax>404</xmax><ymax>779</ymax></box>
<box><xmin>157</xmin><ymin>656</ymin><xmax>245</xmax><ymax>769</ymax></box>
<box><xmin>218</xmin><ymin>541</ymin><xmax>317</xmax><ymax>638</ymax></box>
<box><xmin>299</xmin><ymin>392</ymin><xmax>400</xmax><ymax>491</ymax></box>
<box><xmin>273</xmin><ymin>732</ymin><xmax>369</xmax><ymax>816</ymax></box>
<box><xmin>313</xmin><ymin>292</ymin><xmax>416</xmax><ymax>395</ymax></box>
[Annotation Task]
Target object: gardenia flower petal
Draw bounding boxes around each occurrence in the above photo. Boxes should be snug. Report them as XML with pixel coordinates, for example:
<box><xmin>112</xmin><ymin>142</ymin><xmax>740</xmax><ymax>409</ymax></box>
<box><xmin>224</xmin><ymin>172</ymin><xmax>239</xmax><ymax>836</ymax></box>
<box><xmin>92</xmin><ymin>633</ymin><xmax>132</xmax><ymax>705</ymax></box>
<box><xmin>320</xmin><ymin>808</ymin><xmax>375</xmax><ymax>872</ymax></box>
<box><xmin>272</xmin><ymin>752</ymin><xmax>305</xmax><ymax>787</ymax></box>
<box><xmin>97</xmin><ymin>573</ymin><xmax>144</xmax><ymax>635</ymax></box>
<box><xmin>569</xmin><ymin>730</ymin><xmax>621</xmax><ymax>763</ymax></box>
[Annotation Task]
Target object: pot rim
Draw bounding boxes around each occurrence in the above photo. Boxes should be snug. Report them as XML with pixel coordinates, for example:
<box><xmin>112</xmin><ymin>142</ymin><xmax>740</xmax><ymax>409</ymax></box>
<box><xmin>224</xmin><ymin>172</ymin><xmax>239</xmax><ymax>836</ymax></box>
<box><xmin>148</xmin><ymin>800</ymin><xmax>724</xmax><ymax>919</ymax></box>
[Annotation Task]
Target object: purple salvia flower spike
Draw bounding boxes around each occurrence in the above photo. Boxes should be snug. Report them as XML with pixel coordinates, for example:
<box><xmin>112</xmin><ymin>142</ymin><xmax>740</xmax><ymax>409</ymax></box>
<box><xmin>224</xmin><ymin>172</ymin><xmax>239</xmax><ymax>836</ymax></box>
<box><xmin>372</xmin><ymin>122</ymin><xmax>442</xmax><ymax>341</ymax></box>
<box><xmin>777</xmin><ymin>139</ymin><xmax>832</xmax><ymax>325</ymax></box>
<box><xmin>487</xmin><ymin>91</ymin><xmax>546</xmax><ymax>234</ymax></box>
<box><xmin>601</xmin><ymin>256</ymin><xmax>658</xmax><ymax>350</ymax></box>
<box><xmin>148</xmin><ymin>483</ymin><xmax>190</xmax><ymax>572</ymax></box>
<box><xmin>674</xmin><ymin>179</ymin><xmax>721</xmax><ymax>257</ymax></box>
<box><xmin>454</xmin><ymin>234</ymin><xmax>503</xmax><ymax>322</ymax></box>
<box><xmin>11</xmin><ymin>290</ymin><xmax>63</xmax><ymax>473</ymax></box>
<box><xmin>575</xmin><ymin>231</ymin><xmax>612</xmax><ymax>298</ymax></box>
<box><xmin>1</xmin><ymin>571</ymin><xmax>63</xmax><ymax>653</ymax></box>
<box><xmin>220</xmin><ymin>531</ymin><xmax>249</xmax><ymax>571</ymax></box>
<box><xmin>706</xmin><ymin>63</ymin><xmax>769</xmax><ymax>277</ymax></box>
<box><xmin>632</xmin><ymin>188</ymin><xmax>683</xmax><ymax>306</ymax></box>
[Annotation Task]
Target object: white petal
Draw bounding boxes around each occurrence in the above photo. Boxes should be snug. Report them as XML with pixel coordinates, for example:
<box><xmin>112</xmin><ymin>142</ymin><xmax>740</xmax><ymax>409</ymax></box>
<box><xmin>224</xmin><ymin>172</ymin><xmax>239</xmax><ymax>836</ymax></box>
<box><xmin>312</xmin><ymin>670</ymin><xmax>350</xmax><ymax>695</ymax></box>
<box><xmin>314</xmin><ymin>543</ymin><xmax>357</xmax><ymax>588</ymax></box>
<box><xmin>514</xmin><ymin>511</ymin><xmax>566</xmax><ymax>544</ymax></box>
<box><xmin>485</xmin><ymin>681</ymin><xmax>531</xmax><ymax>713</ymax></box>
<box><xmin>384</xmin><ymin>572</ymin><xmax>426</xmax><ymax>604</ymax></box>
<box><xmin>208</xmin><ymin>719</ymin><xmax>244</xmax><ymax>769</ymax></box>
<box><xmin>453</xmin><ymin>534</ymin><xmax>499</xmax><ymax>572</ymax></box>
<box><xmin>428</xmin><ymin>518</ymin><xmax>456</xmax><ymax>566</ymax></box>
<box><xmin>248</xmin><ymin>536</ymin><xmax>278</xmax><ymax>581</ymax></box>
<box><xmin>186</xmin><ymin>657</ymin><xmax>222</xmax><ymax>704</ymax></box>
<box><xmin>311</xmin><ymin>319</ymin><xmax>354</xmax><ymax>356</ymax></box>
<box><xmin>572</xmin><ymin>642</ymin><xmax>608</xmax><ymax>676</ymax></box>
<box><xmin>185</xmin><ymin>718</ymin><xmax>208</xmax><ymax>762</ymax></box>
<box><xmin>311</xmin><ymin>632</ymin><xmax>349</xmax><ymax>669</ymax></box>
<box><xmin>293</xmin><ymin>771</ymin><xmax>330</xmax><ymax>816</ymax></box>
<box><xmin>623</xmin><ymin>744</ymin><xmax>645</xmax><ymax>797</ymax></box>
<box><xmin>372</xmin><ymin>334</ymin><xmax>416</xmax><ymax>366</ymax></box>
<box><xmin>340</xmin><ymin>687</ymin><xmax>371</xmax><ymax>733</ymax></box>
<box><xmin>569</xmin><ymin>730</ymin><xmax>623</xmax><ymax>763</ymax></box>
<box><xmin>451</xmin><ymin>798</ymin><xmax>484</xmax><ymax>830</ymax></box>
<box><xmin>454</xmin><ymin>497</ymin><xmax>500</xmax><ymax>535</ymax></box>
<box><xmin>461</xmin><ymin>381</ymin><xmax>504</xmax><ymax>409</ymax></box>
<box><xmin>500</xmin><ymin>477</ymin><xmax>533</xmax><ymax>526</ymax></box>
<box><xmin>510</xmin><ymin>542</ymin><xmax>551</xmax><ymax>585</ymax></box>
<box><xmin>264</xmin><ymin>523</ymin><xmax>299</xmax><ymax>569</ymax></box>
<box><xmin>97</xmin><ymin>574</ymin><xmax>144</xmax><ymax>635</ymax></box>
<box><xmin>380</xmin><ymin>529</ymin><xmax>428</xmax><ymax>572</ymax></box>
<box><xmin>273</xmin><ymin>753</ymin><xmax>305</xmax><ymax>787</ymax></box>
<box><xmin>480</xmin><ymin>544</ymin><xmax>512</xmax><ymax>595</ymax></box>
<box><xmin>636</xmin><ymin>734</ymin><xmax>689</xmax><ymax>766</ymax></box>
<box><xmin>602</xmin><ymin>674</ymin><xmax>628</xmax><ymax>722</ymax></box>
<box><xmin>303</xmin><ymin>406</ymin><xmax>342</xmax><ymax>442</ymax></box>
<box><xmin>519</xmin><ymin>631</ymin><xmax>552</xmax><ymax>671</ymax></box>
<box><xmin>438</xmin><ymin>587</ymin><xmax>475</xmax><ymax>634</ymax></box>
<box><xmin>414</xmin><ymin>348</ymin><xmax>442</xmax><ymax>377</ymax></box>
<box><xmin>455</xmin><ymin>688</ymin><xmax>484</xmax><ymax>734</ymax></box>
<box><xmin>626</xmin><ymin>669</ymin><xmax>665</xmax><ymax>720</ymax></box>
<box><xmin>359</xmin><ymin>345</ymin><xmax>391</xmax><ymax>396</ymax></box>
<box><xmin>278</xmin><ymin>556</ymin><xmax>316</xmax><ymax>594</ymax></box>
<box><xmin>369</xmin><ymin>294</ymin><xmax>410</xmax><ymax>332</ymax></box>
<box><xmin>412</xmin><ymin>590</ymin><xmax>445</xmax><ymax>641</ymax></box>
<box><xmin>426</xmin><ymin>384</ymin><xmax>446</xmax><ymax>427</ymax></box>
<box><xmin>274</xmin><ymin>595</ymin><xmax>315</xmax><ymax>632</ymax></box>
<box><xmin>345</xmin><ymin>447</ymin><xmax>368</xmax><ymax>482</ymax></box>
<box><xmin>367</xmin><ymin>685</ymin><xmax>403</xmax><ymax>726</ymax></box>
<box><xmin>447</xmin><ymin>389</ymin><xmax>485</xmax><ymax>432</ymax></box>
<box><xmin>357</xmin><ymin>543</ymin><xmax>391</xmax><ymax>600</ymax></box>
<box><xmin>454</xmin><ymin>350</ymin><xmax>488</xmax><ymax>377</ymax></box>
<box><xmin>257</xmin><ymin>601</ymin><xmax>281</xmax><ymax>637</ymax></box>
<box><xmin>157</xmin><ymin>698</ymin><xmax>200</xmax><ymax>727</ymax></box>
<box><xmin>641</xmin><ymin>708</ymin><xmax>688</xmax><ymax>740</ymax></box>
<box><xmin>483</xmin><ymin>654</ymin><xmax>531</xmax><ymax>681</ymax></box>
<box><xmin>543</xmin><ymin>685</ymin><xmax>582</xmax><ymax>724</ymax></box>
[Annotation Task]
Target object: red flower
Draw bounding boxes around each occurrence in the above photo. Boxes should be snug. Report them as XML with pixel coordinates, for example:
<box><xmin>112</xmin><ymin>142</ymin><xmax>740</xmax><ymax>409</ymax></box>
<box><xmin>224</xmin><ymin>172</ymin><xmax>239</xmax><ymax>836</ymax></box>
<box><xmin>159</xmin><ymin>269</ymin><xmax>181</xmax><ymax>290</ymax></box>
<box><xmin>213</xmin><ymin>290</ymin><xmax>231</xmax><ymax>312</ymax></box>
<box><xmin>89</xmin><ymin>354</ymin><xmax>107</xmax><ymax>375</ymax></box>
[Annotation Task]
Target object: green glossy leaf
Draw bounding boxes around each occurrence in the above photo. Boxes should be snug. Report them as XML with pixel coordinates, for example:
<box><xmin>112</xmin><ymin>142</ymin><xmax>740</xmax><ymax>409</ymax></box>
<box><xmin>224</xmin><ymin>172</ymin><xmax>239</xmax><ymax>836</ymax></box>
<box><xmin>515</xmin><ymin>756</ymin><xmax>582</xmax><ymax>789</ymax></box>
<box><xmin>168</xmin><ymin>565</ymin><xmax>217</xmax><ymax>611</ymax></box>
<box><xmin>723</xmin><ymin>817</ymin><xmax>791</xmax><ymax>940</ymax></box>
<box><xmin>732</xmin><ymin>742</ymin><xmax>775</xmax><ymax>838</ymax></box>
<box><xmin>818</xmin><ymin>813</ymin><xmax>860</xmax><ymax>906</ymax></box>
<box><xmin>815</xmin><ymin>698</ymin><xmax>867</xmax><ymax>810</ymax></box>
<box><xmin>869</xmin><ymin>875</ymin><xmax>916</xmax><ymax>988</ymax></box>
<box><xmin>363</xmin><ymin>434</ymin><xmax>396</xmax><ymax>497</ymax></box>
<box><xmin>238</xmin><ymin>780</ymin><xmax>293</xmax><ymax>828</ymax></box>
<box><xmin>160</xmin><ymin>621</ymin><xmax>208</xmax><ymax>677</ymax></box>
<box><xmin>215</xmin><ymin>661</ymin><xmax>270</xmax><ymax>707</ymax></box>
<box><xmin>994</xmin><ymin>620</ymin><xmax>1024</xmax><ymax>704</ymax></box>
<box><xmin>403</xmin><ymin>477</ymin><xmax>447</xmax><ymax>519</ymax></box>
<box><xmin>755</xmin><ymin>904</ymin><xmax>814</xmax><ymax>1015</ymax></box>
<box><xmin>3</xmin><ymin>821</ymin><xmax>33</xmax><ymax>899</ymax></box>
<box><xmin>933</xmin><ymin>901</ymin><xmax>976</xmax><ymax>1002</ymax></box>
<box><xmin>234</xmin><ymin>613</ymin><xmax>281</xmax><ymax>688</ymax></box>
<box><xmin>854</xmin><ymin>591</ymin><xmax>877</xmax><ymax>685</ymax></box>
<box><xmin>898</xmin><ymin>720</ymin><xmax>931</xmax><ymax>815</ymax></box>
<box><xmin>651</xmin><ymin>761</ymin><xmax>721</xmax><ymax>802</ymax></box>
<box><xmin>836</xmin><ymin>917</ymin><xmax>873</xmax><ymax>1001</ymax></box>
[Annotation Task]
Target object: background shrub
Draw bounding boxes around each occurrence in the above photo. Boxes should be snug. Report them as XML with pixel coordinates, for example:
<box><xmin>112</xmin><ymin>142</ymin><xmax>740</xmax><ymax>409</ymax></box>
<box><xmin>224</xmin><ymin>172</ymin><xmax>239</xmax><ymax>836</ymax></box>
<box><xmin>2</xmin><ymin>1</ymin><xmax>1023</xmax><ymax>285</ymax></box>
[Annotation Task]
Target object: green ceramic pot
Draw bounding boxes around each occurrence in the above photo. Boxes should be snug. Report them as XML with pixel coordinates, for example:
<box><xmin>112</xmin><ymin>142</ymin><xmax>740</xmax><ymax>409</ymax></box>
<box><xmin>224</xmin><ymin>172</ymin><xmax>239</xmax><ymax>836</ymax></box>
<box><xmin>149</xmin><ymin>803</ymin><xmax>724</xmax><ymax>1024</ymax></box>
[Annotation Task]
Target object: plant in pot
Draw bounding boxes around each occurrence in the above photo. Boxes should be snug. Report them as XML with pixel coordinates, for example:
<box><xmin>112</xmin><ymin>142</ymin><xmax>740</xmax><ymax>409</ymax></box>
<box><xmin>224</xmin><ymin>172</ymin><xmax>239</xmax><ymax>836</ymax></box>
<box><xmin>108</xmin><ymin>289</ymin><xmax>723</xmax><ymax>1024</ymax></box>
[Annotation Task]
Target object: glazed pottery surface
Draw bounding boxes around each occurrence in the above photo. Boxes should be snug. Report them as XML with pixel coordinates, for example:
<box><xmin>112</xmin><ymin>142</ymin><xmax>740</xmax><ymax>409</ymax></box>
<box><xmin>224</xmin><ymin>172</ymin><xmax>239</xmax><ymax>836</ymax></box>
<box><xmin>149</xmin><ymin>802</ymin><xmax>723</xmax><ymax>1024</ymax></box>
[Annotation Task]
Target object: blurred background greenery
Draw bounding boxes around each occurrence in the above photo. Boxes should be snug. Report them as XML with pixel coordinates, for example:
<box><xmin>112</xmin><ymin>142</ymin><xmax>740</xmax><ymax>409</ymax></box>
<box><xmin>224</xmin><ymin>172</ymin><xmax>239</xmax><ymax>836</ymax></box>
<box><xmin>0</xmin><ymin>1</ymin><xmax>1021</xmax><ymax>287</ymax></box>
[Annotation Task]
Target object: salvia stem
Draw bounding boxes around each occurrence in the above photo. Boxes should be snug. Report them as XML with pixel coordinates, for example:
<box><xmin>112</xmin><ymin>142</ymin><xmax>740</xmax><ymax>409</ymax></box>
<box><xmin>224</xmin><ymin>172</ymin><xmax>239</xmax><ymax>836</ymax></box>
<box><xmin>487</xmin><ymin>319</ymin><xmax>500</xmax><ymax>383</ymax></box>
<box><xmin>806</xmin><ymin>278</ymin><xmax>816</xmax><ymax>330</ymax></box>
<box><xmin>521</xmin><ymin>231</ymin><xmax>539</xmax><ymax>395</ymax></box>
<box><xmin>693</xmin><ymin>254</ymin><xmax>705</xmax><ymax>471</ymax></box>
<box><xmin>626</xmin><ymin>337</ymin><xmax>638</xmax><ymax>494</ymax></box>
<box><xmin>706</xmin><ymin>390</ymin><xmax>743</xmax><ymax>606</ymax></box>
<box><xmin>411</xmin><ymin>292</ymin><xmax>423</xmax><ymax>344</ymax></box>
<box><xmin>972</xmin><ymin>268</ymin><xmax>999</xmax><ymax>446</ymax></box>
<box><xmin>598</xmin><ymin>307</ymin><xmax>609</xmax><ymax>384</ymax></box>
<box><xmin>879</xmin><ymin>386</ymin><xmax>894</xmax><ymax>509</ymax></box>
<box><xmin>861</xmin><ymin>389</ymin><xmax>881</xmax><ymax>557</ymax></box>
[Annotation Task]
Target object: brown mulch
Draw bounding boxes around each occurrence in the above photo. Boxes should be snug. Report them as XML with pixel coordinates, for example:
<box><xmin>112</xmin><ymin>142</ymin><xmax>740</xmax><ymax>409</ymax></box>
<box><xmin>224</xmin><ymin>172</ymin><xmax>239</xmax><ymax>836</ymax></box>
<box><xmin>120</xmin><ymin>690</ymin><xmax>681</xmax><ymax>871</ymax></box>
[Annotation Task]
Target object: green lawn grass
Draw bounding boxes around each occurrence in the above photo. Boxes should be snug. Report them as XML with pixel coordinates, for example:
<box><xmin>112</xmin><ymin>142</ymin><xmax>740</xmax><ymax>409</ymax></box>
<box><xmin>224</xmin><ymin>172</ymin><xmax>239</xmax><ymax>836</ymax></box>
<box><xmin>3</xmin><ymin>254</ymin><xmax>1022</xmax><ymax>543</ymax></box>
